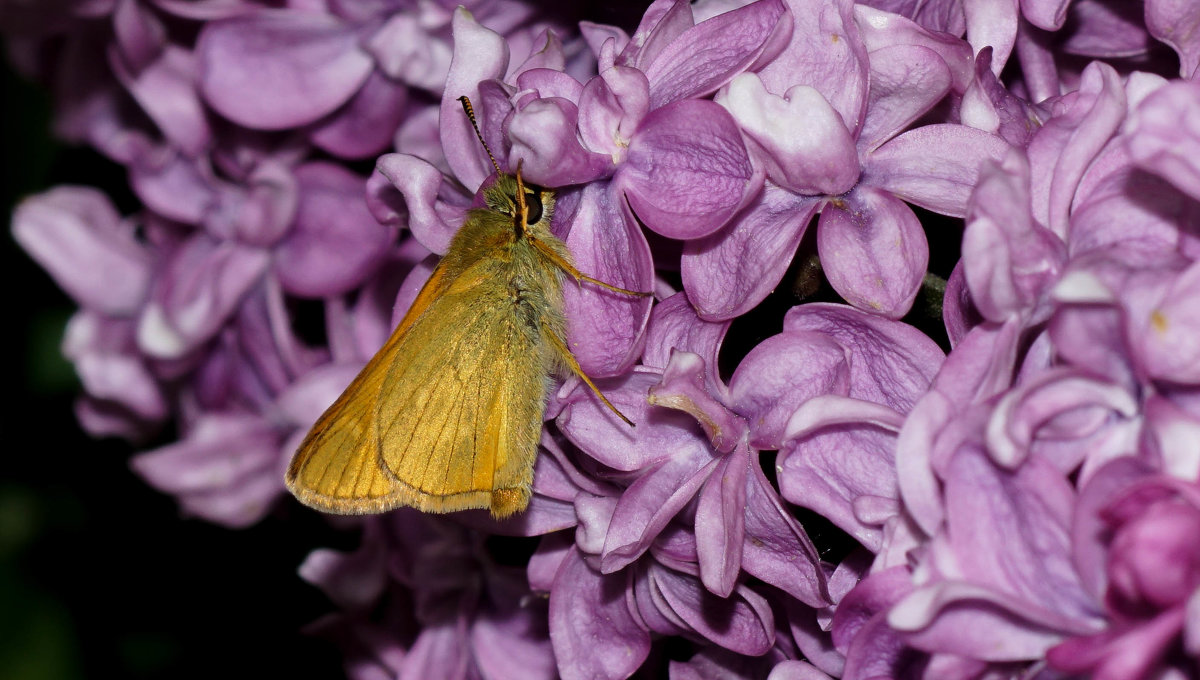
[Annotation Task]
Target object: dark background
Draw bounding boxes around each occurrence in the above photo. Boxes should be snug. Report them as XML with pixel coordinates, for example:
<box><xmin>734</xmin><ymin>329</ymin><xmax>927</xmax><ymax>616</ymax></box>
<box><xmin>1</xmin><ymin>48</ymin><xmax>348</xmax><ymax>680</ymax></box>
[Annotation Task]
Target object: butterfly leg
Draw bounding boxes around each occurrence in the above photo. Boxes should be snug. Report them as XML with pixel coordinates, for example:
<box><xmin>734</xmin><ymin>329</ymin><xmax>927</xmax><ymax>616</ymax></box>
<box><xmin>541</xmin><ymin>322</ymin><xmax>636</xmax><ymax>427</ymax></box>
<box><xmin>528</xmin><ymin>237</ymin><xmax>651</xmax><ymax>297</ymax></box>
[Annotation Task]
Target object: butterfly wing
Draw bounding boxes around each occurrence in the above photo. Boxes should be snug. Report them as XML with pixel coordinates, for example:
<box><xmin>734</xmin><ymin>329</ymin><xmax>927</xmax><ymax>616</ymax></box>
<box><xmin>374</xmin><ymin>266</ymin><xmax>549</xmax><ymax>517</ymax></box>
<box><xmin>285</xmin><ymin>252</ymin><xmax>551</xmax><ymax>518</ymax></box>
<box><xmin>284</xmin><ymin>257</ymin><xmax>456</xmax><ymax>514</ymax></box>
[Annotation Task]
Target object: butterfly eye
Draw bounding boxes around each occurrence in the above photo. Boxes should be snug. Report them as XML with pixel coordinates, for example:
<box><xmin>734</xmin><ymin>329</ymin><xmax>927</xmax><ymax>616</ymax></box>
<box><xmin>524</xmin><ymin>190</ymin><xmax>543</xmax><ymax>224</ymax></box>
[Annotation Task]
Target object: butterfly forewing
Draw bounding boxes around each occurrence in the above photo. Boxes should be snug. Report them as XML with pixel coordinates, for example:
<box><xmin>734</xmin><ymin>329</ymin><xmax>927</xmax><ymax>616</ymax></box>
<box><xmin>376</xmin><ymin>275</ymin><xmax>546</xmax><ymax>516</ymax></box>
<box><xmin>284</xmin><ymin>260</ymin><xmax>458</xmax><ymax>514</ymax></box>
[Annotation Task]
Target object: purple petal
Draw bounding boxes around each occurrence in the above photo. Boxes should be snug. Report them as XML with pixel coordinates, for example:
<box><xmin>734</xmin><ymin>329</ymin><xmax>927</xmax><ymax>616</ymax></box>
<box><xmin>643</xmin><ymin>0</ymin><xmax>789</xmax><ymax>108</ymax></box>
<box><xmin>695</xmin><ymin>452</ymin><xmax>748</xmax><ymax>597</ymax></box>
<box><xmin>1061</xmin><ymin>0</ymin><xmax>1153</xmax><ymax>57</ymax></box>
<box><xmin>1143</xmin><ymin>396</ymin><xmax>1200</xmax><ymax>479</ymax></box>
<box><xmin>766</xmin><ymin>660</ymin><xmax>835</xmax><ymax>680</ymax></box>
<box><xmin>600</xmin><ymin>449</ymin><xmax>713</xmax><ymax>571</ymax></box>
<box><xmin>1026</xmin><ymin>61</ymin><xmax>1125</xmax><ymax>238</ymax></box>
<box><xmin>929</xmin><ymin>447</ymin><xmax>1096</xmax><ymax>627</ymax></box>
<box><xmin>854</xmin><ymin>3</ymin><xmax>974</xmax><ymax>93</ymax></box>
<box><xmin>1126</xmin><ymin>80</ymin><xmax>1200</xmax><ymax>202</ymax></box>
<box><xmin>549</xmin><ymin>548</ymin><xmax>651</xmax><ymax>680</ymax></box>
<box><xmin>274</xmin><ymin>162</ymin><xmax>393</xmax><ymax>297</ymax></box>
<box><xmin>205</xmin><ymin>158</ymin><xmax>298</xmax><ymax>246</ymax></box>
<box><xmin>863</xmin><ymin>124</ymin><xmax>1009</xmax><ymax>218</ymax></box>
<box><xmin>441</xmin><ymin>7</ymin><xmax>510</xmax><ymax>190</ymax></box>
<box><xmin>742</xmin><ymin>459</ymin><xmax>828</xmax><ymax>606</ymax></box>
<box><xmin>556</xmin><ymin>183</ymin><xmax>653</xmax><ymax>377</ymax></box>
<box><xmin>777</xmin><ymin>423</ymin><xmax>900</xmax><ymax>551</ymax></box>
<box><xmin>619</xmin><ymin>0</ymin><xmax>695</xmax><ymax>70</ymax></box>
<box><xmin>963</xmin><ymin>0</ymin><xmax>1018</xmax><ymax>74</ymax></box>
<box><xmin>681</xmin><ymin>184</ymin><xmax>819</xmax><ymax>320</ymax></box>
<box><xmin>648</xmin><ymin>350</ymin><xmax>747</xmax><ymax>452</ymax></box>
<box><xmin>128</xmin><ymin>151</ymin><xmax>216</xmax><ymax>226</ymax></box>
<box><xmin>817</xmin><ymin>187</ymin><xmax>928</xmax><ymax>319</ymax></box>
<box><xmin>985</xmin><ymin>368</ymin><xmax>1138</xmax><ymax>471</ymax></box>
<box><xmin>717</xmin><ymin>74</ymin><xmax>859</xmax><ymax>194</ymax></box>
<box><xmin>400</xmin><ymin>627</ymin><xmax>467</xmax><ymax>680</ymax></box>
<box><xmin>619</xmin><ymin>99</ymin><xmax>761</xmax><ymax>239</ymax></box>
<box><xmin>1139</xmin><ymin>260</ymin><xmax>1200</xmax><ymax>384</ymax></box>
<box><xmin>529</xmin><ymin>532</ymin><xmax>574</xmax><ymax>592</ymax></box>
<box><xmin>960</xmin><ymin>47</ymin><xmax>1048</xmax><ymax>148</ymax></box>
<box><xmin>197</xmin><ymin>11</ymin><xmax>373</xmax><ymax>129</ymax></box>
<box><xmin>962</xmin><ymin>151</ymin><xmax>1065</xmax><ymax>322</ymax></box>
<box><xmin>310</xmin><ymin>70</ymin><xmax>410</xmax><ymax>160</ymax></box>
<box><xmin>782</xmin><ymin>303</ymin><xmax>944</xmax><ymax>409</ymax></box>
<box><xmin>113</xmin><ymin>0</ymin><xmax>166</xmax><ymax>73</ymax></box>
<box><xmin>13</xmin><ymin>186</ymin><xmax>151</xmax><ymax>315</ymax></box>
<box><xmin>649</xmin><ymin>563</ymin><xmax>775</xmax><ymax>655</ymax></box>
<box><xmin>642</xmin><ymin>292</ymin><xmax>730</xmax><ymax>397</ymax></box>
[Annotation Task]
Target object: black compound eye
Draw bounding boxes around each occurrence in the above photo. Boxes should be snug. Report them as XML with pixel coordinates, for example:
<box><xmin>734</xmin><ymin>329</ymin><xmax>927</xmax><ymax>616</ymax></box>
<box><xmin>524</xmin><ymin>190</ymin><xmax>543</xmax><ymax>224</ymax></box>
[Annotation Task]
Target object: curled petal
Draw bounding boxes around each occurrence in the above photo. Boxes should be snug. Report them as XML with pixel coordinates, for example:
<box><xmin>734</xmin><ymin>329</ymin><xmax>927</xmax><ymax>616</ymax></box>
<box><xmin>758</xmin><ymin>0</ymin><xmax>867</xmax><ymax>129</ymax></box>
<box><xmin>1146</xmin><ymin>0</ymin><xmax>1200</xmax><ymax>77</ymax></box>
<box><xmin>441</xmin><ymin>7</ymin><xmax>510</xmax><ymax>190</ymax></box>
<box><xmin>717</xmin><ymin>74</ymin><xmax>858</xmax><ymax>194</ymax></box>
<box><xmin>371</xmin><ymin>153</ymin><xmax>465</xmax><ymax>254</ymax></box>
<box><xmin>857</xmin><ymin>45</ymin><xmax>952</xmax><ymax>152</ymax></box>
<box><xmin>63</xmin><ymin>312</ymin><xmax>166</xmax><ymax>422</ymax></box>
<box><xmin>578</xmin><ymin>64</ymin><xmax>650</xmax><ymax>160</ymax></box>
<box><xmin>509</xmin><ymin>96</ymin><xmax>610</xmax><ymax>186</ymax></box>
<box><xmin>365</xmin><ymin>13</ymin><xmax>453</xmax><ymax>91</ymax></box>
<box><xmin>642</xmin><ymin>292</ymin><xmax>730</xmax><ymax>397</ymax></box>
<box><xmin>131</xmin><ymin>413</ymin><xmax>283</xmax><ymax>528</ymax></box>
<box><xmin>962</xmin><ymin>151</ymin><xmax>1065</xmax><ymax>322</ymax></box>
<box><xmin>137</xmin><ymin>236</ymin><xmax>269</xmax><ymax>359</ymax></box>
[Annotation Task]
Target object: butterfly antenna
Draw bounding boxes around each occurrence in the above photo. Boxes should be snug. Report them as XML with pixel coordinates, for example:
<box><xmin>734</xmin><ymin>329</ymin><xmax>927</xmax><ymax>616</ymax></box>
<box><xmin>458</xmin><ymin>96</ymin><xmax>503</xmax><ymax>177</ymax></box>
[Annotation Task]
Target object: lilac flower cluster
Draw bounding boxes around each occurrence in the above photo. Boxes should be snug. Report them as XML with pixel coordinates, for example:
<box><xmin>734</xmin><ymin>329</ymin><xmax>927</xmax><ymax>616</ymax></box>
<box><xmin>8</xmin><ymin>0</ymin><xmax>1200</xmax><ymax>678</ymax></box>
